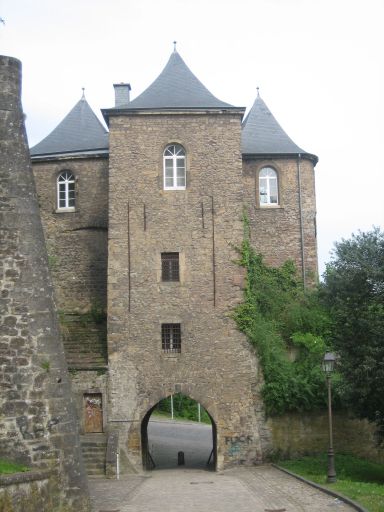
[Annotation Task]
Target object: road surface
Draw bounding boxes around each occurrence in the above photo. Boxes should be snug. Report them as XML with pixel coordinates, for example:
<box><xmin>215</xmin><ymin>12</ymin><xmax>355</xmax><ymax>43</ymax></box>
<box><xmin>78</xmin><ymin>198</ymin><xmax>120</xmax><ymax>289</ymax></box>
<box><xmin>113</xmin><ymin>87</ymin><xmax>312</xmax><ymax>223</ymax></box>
<box><xmin>90</xmin><ymin>419</ymin><xmax>357</xmax><ymax>511</ymax></box>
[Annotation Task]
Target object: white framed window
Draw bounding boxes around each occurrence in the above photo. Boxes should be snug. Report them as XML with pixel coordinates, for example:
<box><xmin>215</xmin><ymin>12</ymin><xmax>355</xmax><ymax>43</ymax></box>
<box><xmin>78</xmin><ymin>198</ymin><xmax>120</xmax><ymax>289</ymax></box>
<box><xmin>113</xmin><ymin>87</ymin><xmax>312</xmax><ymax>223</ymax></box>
<box><xmin>163</xmin><ymin>144</ymin><xmax>186</xmax><ymax>190</ymax></box>
<box><xmin>259</xmin><ymin>167</ymin><xmax>278</xmax><ymax>205</ymax></box>
<box><xmin>57</xmin><ymin>171</ymin><xmax>75</xmax><ymax>210</ymax></box>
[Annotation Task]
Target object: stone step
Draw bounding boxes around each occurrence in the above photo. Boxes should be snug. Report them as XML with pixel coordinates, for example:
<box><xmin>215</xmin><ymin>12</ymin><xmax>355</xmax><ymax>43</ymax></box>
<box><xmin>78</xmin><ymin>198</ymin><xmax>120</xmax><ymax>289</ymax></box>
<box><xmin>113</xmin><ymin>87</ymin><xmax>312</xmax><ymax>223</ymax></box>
<box><xmin>83</xmin><ymin>453</ymin><xmax>106</xmax><ymax>460</ymax></box>
<box><xmin>84</xmin><ymin>462</ymin><xmax>105</xmax><ymax>470</ymax></box>
<box><xmin>66</xmin><ymin>357</ymin><xmax>106</xmax><ymax>363</ymax></box>
<box><xmin>63</xmin><ymin>346</ymin><xmax>105</xmax><ymax>353</ymax></box>
<box><xmin>80</xmin><ymin>434</ymin><xmax>107</xmax><ymax>477</ymax></box>
<box><xmin>65</xmin><ymin>354</ymin><xmax>104</xmax><ymax>358</ymax></box>
<box><xmin>66</xmin><ymin>357</ymin><xmax>106</xmax><ymax>362</ymax></box>
<box><xmin>66</xmin><ymin>358</ymin><xmax>106</xmax><ymax>363</ymax></box>
<box><xmin>64</xmin><ymin>347</ymin><xmax>105</xmax><ymax>353</ymax></box>
<box><xmin>82</xmin><ymin>448</ymin><xmax>107</xmax><ymax>454</ymax></box>
<box><xmin>64</xmin><ymin>340</ymin><xmax>105</xmax><ymax>345</ymax></box>
<box><xmin>64</xmin><ymin>347</ymin><xmax>105</xmax><ymax>352</ymax></box>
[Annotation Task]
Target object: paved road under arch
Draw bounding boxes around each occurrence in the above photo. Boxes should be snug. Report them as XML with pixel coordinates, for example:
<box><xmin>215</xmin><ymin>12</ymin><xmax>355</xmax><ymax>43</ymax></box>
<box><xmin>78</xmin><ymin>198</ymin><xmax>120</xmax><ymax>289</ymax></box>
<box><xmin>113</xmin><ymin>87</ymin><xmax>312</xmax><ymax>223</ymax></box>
<box><xmin>147</xmin><ymin>417</ymin><xmax>213</xmax><ymax>469</ymax></box>
<box><xmin>90</xmin><ymin>419</ymin><xmax>355</xmax><ymax>512</ymax></box>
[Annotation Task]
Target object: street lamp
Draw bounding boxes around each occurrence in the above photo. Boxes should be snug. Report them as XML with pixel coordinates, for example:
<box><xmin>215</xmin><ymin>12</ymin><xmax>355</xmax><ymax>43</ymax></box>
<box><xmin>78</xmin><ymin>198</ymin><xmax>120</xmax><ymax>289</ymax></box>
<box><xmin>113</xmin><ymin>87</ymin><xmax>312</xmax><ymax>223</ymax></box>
<box><xmin>322</xmin><ymin>352</ymin><xmax>337</xmax><ymax>483</ymax></box>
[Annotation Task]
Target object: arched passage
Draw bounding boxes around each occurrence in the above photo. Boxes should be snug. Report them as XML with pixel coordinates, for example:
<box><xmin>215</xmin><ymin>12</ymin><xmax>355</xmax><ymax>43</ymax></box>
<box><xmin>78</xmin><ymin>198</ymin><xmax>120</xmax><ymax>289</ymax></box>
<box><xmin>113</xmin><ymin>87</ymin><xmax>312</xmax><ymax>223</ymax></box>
<box><xmin>141</xmin><ymin>394</ymin><xmax>217</xmax><ymax>471</ymax></box>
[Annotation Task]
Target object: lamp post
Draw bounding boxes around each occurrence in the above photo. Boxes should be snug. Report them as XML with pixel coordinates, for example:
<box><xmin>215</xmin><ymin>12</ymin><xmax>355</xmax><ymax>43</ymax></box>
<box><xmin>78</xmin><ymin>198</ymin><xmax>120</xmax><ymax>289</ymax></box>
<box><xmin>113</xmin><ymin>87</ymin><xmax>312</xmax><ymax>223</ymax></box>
<box><xmin>322</xmin><ymin>352</ymin><xmax>337</xmax><ymax>483</ymax></box>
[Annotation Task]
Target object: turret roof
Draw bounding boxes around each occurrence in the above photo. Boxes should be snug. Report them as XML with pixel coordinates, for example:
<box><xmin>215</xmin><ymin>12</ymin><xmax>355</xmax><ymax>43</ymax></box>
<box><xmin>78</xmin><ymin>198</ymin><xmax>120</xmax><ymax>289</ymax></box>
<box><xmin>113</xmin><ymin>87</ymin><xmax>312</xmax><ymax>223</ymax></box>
<box><xmin>114</xmin><ymin>50</ymin><xmax>235</xmax><ymax>110</ymax></box>
<box><xmin>241</xmin><ymin>93</ymin><xmax>317</xmax><ymax>163</ymax></box>
<box><xmin>30</xmin><ymin>94</ymin><xmax>108</xmax><ymax>157</ymax></box>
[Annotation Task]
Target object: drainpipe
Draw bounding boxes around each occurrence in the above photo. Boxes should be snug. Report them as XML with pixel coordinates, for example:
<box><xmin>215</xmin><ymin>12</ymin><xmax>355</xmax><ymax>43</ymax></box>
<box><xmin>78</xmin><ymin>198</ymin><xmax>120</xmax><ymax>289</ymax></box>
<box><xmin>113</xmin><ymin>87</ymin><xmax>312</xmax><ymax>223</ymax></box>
<box><xmin>297</xmin><ymin>154</ymin><xmax>306</xmax><ymax>288</ymax></box>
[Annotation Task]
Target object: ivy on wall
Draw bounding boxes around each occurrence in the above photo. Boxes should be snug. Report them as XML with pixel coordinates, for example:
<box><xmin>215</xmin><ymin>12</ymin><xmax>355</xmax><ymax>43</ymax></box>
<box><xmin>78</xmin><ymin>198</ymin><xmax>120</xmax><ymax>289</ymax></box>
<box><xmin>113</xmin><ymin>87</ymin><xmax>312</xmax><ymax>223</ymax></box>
<box><xmin>233</xmin><ymin>214</ymin><xmax>340</xmax><ymax>416</ymax></box>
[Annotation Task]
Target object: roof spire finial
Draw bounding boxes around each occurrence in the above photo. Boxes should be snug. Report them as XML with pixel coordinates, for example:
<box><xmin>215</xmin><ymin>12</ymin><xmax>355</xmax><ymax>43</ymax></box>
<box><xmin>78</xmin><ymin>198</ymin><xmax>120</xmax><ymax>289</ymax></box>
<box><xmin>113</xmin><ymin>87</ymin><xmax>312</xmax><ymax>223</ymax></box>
<box><xmin>173</xmin><ymin>41</ymin><xmax>177</xmax><ymax>53</ymax></box>
<box><xmin>256</xmin><ymin>86</ymin><xmax>260</xmax><ymax>97</ymax></box>
<box><xmin>81</xmin><ymin>87</ymin><xmax>85</xmax><ymax>100</ymax></box>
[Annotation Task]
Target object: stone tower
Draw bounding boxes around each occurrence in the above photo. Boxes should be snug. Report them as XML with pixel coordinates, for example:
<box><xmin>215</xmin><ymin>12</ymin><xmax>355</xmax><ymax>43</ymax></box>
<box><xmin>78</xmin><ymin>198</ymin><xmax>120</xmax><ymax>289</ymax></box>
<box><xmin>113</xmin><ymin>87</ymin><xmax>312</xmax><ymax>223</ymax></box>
<box><xmin>0</xmin><ymin>56</ymin><xmax>90</xmax><ymax>510</ymax></box>
<box><xmin>102</xmin><ymin>50</ymin><xmax>269</xmax><ymax>470</ymax></box>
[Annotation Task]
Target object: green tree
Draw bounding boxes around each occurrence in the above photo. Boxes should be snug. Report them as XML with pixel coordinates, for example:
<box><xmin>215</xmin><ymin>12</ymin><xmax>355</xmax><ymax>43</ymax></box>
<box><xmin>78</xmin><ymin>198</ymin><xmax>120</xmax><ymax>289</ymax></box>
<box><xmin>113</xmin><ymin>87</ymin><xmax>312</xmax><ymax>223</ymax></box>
<box><xmin>321</xmin><ymin>227</ymin><xmax>384</xmax><ymax>427</ymax></box>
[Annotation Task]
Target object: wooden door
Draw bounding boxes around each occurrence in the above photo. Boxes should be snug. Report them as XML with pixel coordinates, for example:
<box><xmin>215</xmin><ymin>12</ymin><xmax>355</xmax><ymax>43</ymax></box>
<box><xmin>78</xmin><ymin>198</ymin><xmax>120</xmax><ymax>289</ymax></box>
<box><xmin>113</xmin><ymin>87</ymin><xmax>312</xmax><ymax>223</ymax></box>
<box><xmin>84</xmin><ymin>393</ymin><xmax>103</xmax><ymax>433</ymax></box>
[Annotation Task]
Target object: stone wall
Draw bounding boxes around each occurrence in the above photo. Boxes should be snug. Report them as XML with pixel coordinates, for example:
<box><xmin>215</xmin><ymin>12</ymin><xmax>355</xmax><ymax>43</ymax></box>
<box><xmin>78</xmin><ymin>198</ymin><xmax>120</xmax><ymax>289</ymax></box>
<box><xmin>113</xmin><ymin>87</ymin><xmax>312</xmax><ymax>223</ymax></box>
<box><xmin>107</xmin><ymin>110</ymin><xmax>271</xmax><ymax>471</ymax></box>
<box><xmin>243</xmin><ymin>157</ymin><xmax>318</xmax><ymax>285</ymax></box>
<box><xmin>0</xmin><ymin>470</ymin><xmax>56</xmax><ymax>512</ymax></box>
<box><xmin>32</xmin><ymin>157</ymin><xmax>108</xmax><ymax>312</ymax></box>
<box><xmin>268</xmin><ymin>411</ymin><xmax>384</xmax><ymax>464</ymax></box>
<box><xmin>0</xmin><ymin>55</ymin><xmax>90</xmax><ymax>510</ymax></box>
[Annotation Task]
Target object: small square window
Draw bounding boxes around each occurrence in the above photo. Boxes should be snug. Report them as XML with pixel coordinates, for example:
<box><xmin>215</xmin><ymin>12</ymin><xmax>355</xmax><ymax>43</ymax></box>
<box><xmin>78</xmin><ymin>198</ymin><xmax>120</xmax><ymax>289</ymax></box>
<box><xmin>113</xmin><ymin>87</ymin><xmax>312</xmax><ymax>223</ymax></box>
<box><xmin>161</xmin><ymin>252</ymin><xmax>179</xmax><ymax>281</ymax></box>
<box><xmin>162</xmin><ymin>323</ymin><xmax>181</xmax><ymax>353</ymax></box>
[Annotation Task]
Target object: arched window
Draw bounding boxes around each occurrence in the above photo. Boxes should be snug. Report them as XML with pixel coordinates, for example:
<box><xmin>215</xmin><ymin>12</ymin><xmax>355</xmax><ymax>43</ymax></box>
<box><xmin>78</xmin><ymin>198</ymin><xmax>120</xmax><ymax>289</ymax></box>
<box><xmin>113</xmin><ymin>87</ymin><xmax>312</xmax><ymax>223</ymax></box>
<box><xmin>163</xmin><ymin>144</ymin><xmax>186</xmax><ymax>190</ymax></box>
<box><xmin>259</xmin><ymin>167</ymin><xmax>278</xmax><ymax>205</ymax></box>
<box><xmin>57</xmin><ymin>171</ymin><xmax>75</xmax><ymax>209</ymax></box>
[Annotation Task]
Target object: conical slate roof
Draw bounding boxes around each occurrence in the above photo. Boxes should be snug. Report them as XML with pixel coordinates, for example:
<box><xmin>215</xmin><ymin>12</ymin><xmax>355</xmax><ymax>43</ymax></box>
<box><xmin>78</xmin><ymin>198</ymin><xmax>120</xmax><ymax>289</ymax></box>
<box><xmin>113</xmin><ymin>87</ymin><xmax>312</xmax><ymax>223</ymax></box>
<box><xmin>118</xmin><ymin>50</ymin><xmax>235</xmax><ymax>110</ymax></box>
<box><xmin>30</xmin><ymin>94</ymin><xmax>109</xmax><ymax>157</ymax></box>
<box><xmin>241</xmin><ymin>93</ymin><xmax>317</xmax><ymax>162</ymax></box>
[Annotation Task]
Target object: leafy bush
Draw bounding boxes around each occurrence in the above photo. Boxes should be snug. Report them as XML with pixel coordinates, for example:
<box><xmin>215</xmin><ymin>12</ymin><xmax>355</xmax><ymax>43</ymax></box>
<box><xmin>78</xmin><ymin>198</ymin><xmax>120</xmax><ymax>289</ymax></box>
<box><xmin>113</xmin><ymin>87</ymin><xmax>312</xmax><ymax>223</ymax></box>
<box><xmin>233</xmin><ymin>215</ymin><xmax>337</xmax><ymax>415</ymax></box>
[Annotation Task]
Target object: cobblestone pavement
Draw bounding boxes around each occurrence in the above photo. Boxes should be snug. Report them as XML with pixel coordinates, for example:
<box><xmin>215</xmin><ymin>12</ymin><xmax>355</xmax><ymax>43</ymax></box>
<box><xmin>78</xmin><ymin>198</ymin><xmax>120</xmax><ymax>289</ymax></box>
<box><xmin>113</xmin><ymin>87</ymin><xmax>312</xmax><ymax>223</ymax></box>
<box><xmin>89</xmin><ymin>465</ymin><xmax>356</xmax><ymax>512</ymax></box>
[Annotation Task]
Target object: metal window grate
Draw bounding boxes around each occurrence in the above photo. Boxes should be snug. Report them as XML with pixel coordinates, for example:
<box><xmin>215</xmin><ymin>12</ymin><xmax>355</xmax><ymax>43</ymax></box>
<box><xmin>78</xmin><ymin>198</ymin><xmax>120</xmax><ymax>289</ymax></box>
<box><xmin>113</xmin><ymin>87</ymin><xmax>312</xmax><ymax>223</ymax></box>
<box><xmin>162</xmin><ymin>323</ymin><xmax>181</xmax><ymax>353</ymax></box>
<box><xmin>161</xmin><ymin>252</ymin><xmax>180</xmax><ymax>281</ymax></box>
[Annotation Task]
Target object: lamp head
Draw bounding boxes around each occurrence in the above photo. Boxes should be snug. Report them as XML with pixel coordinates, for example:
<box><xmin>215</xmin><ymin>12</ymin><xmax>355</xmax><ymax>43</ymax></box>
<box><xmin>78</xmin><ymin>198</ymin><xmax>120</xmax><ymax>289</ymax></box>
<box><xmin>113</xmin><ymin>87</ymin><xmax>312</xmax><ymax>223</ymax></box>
<box><xmin>322</xmin><ymin>352</ymin><xmax>336</xmax><ymax>374</ymax></box>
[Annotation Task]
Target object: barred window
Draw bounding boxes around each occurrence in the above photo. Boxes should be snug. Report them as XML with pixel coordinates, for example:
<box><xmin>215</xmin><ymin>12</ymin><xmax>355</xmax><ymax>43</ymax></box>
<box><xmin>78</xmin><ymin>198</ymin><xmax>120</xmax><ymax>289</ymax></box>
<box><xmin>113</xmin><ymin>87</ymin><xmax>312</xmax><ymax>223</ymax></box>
<box><xmin>57</xmin><ymin>170</ymin><xmax>75</xmax><ymax>209</ymax></box>
<box><xmin>162</xmin><ymin>324</ymin><xmax>181</xmax><ymax>353</ymax></box>
<box><xmin>161</xmin><ymin>252</ymin><xmax>179</xmax><ymax>281</ymax></box>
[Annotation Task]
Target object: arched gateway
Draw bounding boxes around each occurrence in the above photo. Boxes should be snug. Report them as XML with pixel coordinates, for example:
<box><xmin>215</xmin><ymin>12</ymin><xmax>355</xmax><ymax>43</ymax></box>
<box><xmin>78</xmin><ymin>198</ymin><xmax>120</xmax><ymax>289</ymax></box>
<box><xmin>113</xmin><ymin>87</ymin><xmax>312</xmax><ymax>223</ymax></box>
<box><xmin>141</xmin><ymin>394</ymin><xmax>217</xmax><ymax>470</ymax></box>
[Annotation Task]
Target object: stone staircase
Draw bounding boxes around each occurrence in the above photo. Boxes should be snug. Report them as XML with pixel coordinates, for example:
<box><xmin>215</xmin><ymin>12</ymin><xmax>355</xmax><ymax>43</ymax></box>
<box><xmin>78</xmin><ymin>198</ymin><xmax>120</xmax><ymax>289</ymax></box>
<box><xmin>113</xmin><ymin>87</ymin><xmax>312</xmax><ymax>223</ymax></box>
<box><xmin>60</xmin><ymin>314</ymin><xmax>107</xmax><ymax>369</ymax></box>
<box><xmin>81</xmin><ymin>433</ymin><xmax>107</xmax><ymax>477</ymax></box>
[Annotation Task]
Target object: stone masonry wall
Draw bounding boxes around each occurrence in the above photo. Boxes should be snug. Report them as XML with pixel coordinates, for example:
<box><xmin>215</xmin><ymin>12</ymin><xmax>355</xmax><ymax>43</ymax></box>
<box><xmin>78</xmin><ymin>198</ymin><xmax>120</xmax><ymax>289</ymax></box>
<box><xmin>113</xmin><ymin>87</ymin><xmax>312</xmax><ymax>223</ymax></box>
<box><xmin>0</xmin><ymin>470</ymin><xmax>56</xmax><ymax>512</ymax></box>
<box><xmin>32</xmin><ymin>157</ymin><xmax>108</xmax><ymax>312</ymax></box>
<box><xmin>0</xmin><ymin>55</ymin><xmax>90</xmax><ymax>511</ymax></box>
<box><xmin>107</xmin><ymin>111</ymin><xmax>271</xmax><ymax>471</ymax></box>
<box><xmin>268</xmin><ymin>411</ymin><xmax>384</xmax><ymax>464</ymax></box>
<box><xmin>243</xmin><ymin>157</ymin><xmax>318</xmax><ymax>284</ymax></box>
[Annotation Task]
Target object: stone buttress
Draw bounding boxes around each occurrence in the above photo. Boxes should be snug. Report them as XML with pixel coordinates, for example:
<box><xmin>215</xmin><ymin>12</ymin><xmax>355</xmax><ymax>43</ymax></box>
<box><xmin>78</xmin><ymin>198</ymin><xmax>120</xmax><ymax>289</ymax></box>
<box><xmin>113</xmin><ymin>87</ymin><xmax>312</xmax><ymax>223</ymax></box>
<box><xmin>0</xmin><ymin>55</ymin><xmax>90</xmax><ymax>510</ymax></box>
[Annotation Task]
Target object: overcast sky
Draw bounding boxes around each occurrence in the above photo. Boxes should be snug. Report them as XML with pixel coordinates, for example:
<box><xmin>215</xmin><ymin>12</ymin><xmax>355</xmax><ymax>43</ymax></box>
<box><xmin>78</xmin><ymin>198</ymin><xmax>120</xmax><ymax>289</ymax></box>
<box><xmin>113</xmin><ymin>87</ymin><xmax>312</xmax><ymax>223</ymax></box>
<box><xmin>1</xmin><ymin>0</ymin><xmax>383</xmax><ymax>277</ymax></box>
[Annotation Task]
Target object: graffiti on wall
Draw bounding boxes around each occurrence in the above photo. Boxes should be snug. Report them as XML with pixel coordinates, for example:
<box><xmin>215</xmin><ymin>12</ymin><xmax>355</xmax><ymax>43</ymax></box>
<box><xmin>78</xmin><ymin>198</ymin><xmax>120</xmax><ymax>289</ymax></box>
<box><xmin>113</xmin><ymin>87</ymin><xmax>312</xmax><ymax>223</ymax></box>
<box><xmin>225</xmin><ymin>435</ymin><xmax>253</xmax><ymax>456</ymax></box>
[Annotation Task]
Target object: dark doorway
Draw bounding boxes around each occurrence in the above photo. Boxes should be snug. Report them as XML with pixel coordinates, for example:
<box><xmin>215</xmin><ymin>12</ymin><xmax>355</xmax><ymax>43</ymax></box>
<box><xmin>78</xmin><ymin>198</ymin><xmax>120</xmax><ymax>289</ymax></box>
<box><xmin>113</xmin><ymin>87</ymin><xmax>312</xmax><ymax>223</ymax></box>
<box><xmin>141</xmin><ymin>394</ymin><xmax>217</xmax><ymax>471</ymax></box>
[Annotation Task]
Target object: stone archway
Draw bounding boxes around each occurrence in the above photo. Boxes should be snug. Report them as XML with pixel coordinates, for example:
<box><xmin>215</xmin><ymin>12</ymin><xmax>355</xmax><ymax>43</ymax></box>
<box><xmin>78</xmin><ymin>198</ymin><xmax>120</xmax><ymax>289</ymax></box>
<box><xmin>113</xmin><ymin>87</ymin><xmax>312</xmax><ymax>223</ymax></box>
<box><xmin>141</xmin><ymin>395</ymin><xmax>217</xmax><ymax>471</ymax></box>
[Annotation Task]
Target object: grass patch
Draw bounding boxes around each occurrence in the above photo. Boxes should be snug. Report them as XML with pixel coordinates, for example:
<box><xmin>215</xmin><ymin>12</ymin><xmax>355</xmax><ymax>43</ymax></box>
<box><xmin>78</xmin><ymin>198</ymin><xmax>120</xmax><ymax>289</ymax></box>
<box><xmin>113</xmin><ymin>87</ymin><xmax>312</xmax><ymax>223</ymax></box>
<box><xmin>278</xmin><ymin>453</ymin><xmax>384</xmax><ymax>512</ymax></box>
<box><xmin>0</xmin><ymin>459</ymin><xmax>30</xmax><ymax>474</ymax></box>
